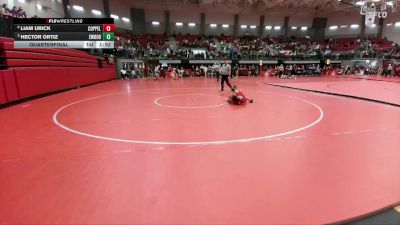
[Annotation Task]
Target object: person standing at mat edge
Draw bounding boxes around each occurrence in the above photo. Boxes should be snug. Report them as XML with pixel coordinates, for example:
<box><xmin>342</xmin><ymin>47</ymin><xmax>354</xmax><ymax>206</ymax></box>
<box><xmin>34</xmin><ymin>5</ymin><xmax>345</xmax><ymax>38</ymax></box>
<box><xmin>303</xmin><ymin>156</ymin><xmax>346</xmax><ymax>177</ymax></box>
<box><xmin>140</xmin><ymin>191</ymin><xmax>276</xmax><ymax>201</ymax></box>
<box><xmin>220</xmin><ymin>61</ymin><xmax>233</xmax><ymax>92</ymax></box>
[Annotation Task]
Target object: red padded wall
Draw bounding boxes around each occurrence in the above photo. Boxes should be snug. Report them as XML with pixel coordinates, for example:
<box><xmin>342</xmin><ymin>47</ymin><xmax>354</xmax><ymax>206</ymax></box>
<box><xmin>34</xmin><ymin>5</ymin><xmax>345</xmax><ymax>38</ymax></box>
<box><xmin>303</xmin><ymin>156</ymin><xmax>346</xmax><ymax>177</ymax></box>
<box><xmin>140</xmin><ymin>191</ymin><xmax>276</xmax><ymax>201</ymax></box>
<box><xmin>0</xmin><ymin>71</ymin><xmax>7</xmax><ymax>104</ymax></box>
<box><xmin>14</xmin><ymin>67</ymin><xmax>115</xmax><ymax>99</ymax></box>
<box><xmin>4</xmin><ymin>51</ymin><xmax>97</xmax><ymax>63</ymax></box>
<box><xmin>0</xmin><ymin>38</ymin><xmax>116</xmax><ymax>104</ymax></box>
<box><xmin>6</xmin><ymin>59</ymin><xmax>98</xmax><ymax>67</ymax></box>
<box><xmin>1</xmin><ymin>69</ymin><xmax>20</xmax><ymax>102</ymax></box>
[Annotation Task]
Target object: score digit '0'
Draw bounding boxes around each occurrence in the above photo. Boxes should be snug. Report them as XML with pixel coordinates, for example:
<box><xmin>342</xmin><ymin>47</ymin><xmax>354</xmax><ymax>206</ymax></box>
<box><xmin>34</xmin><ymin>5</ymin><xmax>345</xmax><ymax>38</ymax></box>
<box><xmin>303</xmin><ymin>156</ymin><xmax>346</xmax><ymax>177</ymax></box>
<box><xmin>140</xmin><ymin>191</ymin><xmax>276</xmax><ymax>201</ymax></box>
<box><xmin>103</xmin><ymin>24</ymin><xmax>114</xmax><ymax>32</ymax></box>
<box><xmin>102</xmin><ymin>32</ymin><xmax>115</xmax><ymax>41</ymax></box>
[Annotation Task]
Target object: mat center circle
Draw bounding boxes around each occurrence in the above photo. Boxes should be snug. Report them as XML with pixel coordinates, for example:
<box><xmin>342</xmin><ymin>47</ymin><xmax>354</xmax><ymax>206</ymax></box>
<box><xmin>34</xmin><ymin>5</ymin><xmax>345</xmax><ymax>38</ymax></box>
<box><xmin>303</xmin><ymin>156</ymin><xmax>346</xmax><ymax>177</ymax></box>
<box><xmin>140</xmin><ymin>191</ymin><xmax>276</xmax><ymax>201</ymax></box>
<box><xmin>154</xmin><ymin>94</ymin><xmax>227</xmax><ymax>109</ymax></box>
<box><xmin>53</xmin><ymin>90</ymin><xmax>324</xmax><ymax>145</ymax></box>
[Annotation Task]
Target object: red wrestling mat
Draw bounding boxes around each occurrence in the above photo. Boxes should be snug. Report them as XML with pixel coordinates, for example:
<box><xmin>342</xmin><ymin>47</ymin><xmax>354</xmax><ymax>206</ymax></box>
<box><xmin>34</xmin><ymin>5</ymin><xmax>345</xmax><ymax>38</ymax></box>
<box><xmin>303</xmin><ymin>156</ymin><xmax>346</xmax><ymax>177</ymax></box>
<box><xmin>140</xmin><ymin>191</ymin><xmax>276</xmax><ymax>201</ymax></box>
<box><xmin>1</xmin><ymin>78</ymin><xmax>400</xmax><ymax>224</ymax></box>
<box><xmin>268</xmin><ymin>77</ymin><xmax>400</xmax><ymax>105</ymax></box>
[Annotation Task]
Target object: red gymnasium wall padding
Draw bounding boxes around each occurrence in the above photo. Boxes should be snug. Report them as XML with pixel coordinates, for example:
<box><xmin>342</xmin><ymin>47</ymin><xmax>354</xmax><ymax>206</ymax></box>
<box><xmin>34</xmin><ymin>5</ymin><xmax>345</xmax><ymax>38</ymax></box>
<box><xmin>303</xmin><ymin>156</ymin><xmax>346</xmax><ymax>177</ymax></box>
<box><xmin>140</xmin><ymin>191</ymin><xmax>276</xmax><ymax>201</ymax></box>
<box><xmin>0</xmin><ymin>71</ymin><xmax>8</xmax><ymax>104</ymax></box>
<box><xmin>14</xmin><ymin>67</ymin><xmax>115</xmax><ymax>99</ymax></box>
<box><xmin>0</xmin><ymin>69</ymin><xmax>20</xmax><ymax>103</ymax></box>
<box><xmin>0</xmin><ymin>38</ymin><xmax>116</xmax><ymax>105</ymax></box>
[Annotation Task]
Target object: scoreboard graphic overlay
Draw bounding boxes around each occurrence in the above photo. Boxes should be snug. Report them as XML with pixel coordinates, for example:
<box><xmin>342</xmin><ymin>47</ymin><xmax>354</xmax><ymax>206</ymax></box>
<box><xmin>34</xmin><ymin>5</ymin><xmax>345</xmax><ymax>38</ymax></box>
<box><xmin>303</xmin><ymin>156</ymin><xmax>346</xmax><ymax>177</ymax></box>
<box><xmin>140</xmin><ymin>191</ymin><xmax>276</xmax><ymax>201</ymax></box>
<box><xmin>13</xmin><ymin>18</ymin><xmax>114</xmax><ymax>49</ymax></box>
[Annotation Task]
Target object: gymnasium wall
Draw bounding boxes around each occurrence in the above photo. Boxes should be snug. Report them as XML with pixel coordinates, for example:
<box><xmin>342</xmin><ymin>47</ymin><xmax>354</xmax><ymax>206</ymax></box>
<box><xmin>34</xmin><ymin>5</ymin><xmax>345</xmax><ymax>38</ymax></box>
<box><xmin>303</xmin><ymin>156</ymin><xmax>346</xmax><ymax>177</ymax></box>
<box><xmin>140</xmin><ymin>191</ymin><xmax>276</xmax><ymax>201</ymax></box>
<box><xmin>384</xmin><ymin>26</ymin><xmax>400</xmax><ymax>44</ymax></box>
<box><xmin>144</xmin><ymin>9</ymin><xmax>165</xmax><ymax>35</ymax></box>
<box><xmin>287</xmin><ymin>13</ymin><xmax>313</xmax><ymax>38</ymax></box>
<box><xmin>108</xmin><ymin>0</ymin><xmax>132</xmax><ymax>31</ymax></box>
<box><xmin>142</xmin><ymin>9</ymin><xmax>400</xmax><ymax>40</ymax></box>
<box><xmin>205</xmin><ymin>13</ymin><xmax>234</xmax><ymax>36</ymax></box>
<box><xmin>68</xmin><ymin>0</ymin><xmax>103</xmax><ymax>18</ymax></box>
<box><xmin>143</xmin><ymin>6</ymin><xmax>400</xmax><ymax>41</ymax></box>
<box><xmin>325</xmin><ymin>12</ymin><xmax>363</xmax><ymax>38</ymax></box>
<box><xmin>68</xmin><ymin>0</ymin><xmax>131</xmax><ymax>30</ymax></box>
<box><xmin>170</xmin><ymin>11</ymin><xmax>201</xmax><ymax>35</ymax></box>
<box><xmin>238</xmin><ymin>14</ymin><xmax>259</xmax><ymax>36</ymax></box>
<box><xmin>383</xmin><ymin>13</ymin><xmax>400</xmax><ymax>44</ymax></box>
<box><xmin>205</xmin><ymin>24</ymin><xmax>234</xmax><ymax>36</ymax></box>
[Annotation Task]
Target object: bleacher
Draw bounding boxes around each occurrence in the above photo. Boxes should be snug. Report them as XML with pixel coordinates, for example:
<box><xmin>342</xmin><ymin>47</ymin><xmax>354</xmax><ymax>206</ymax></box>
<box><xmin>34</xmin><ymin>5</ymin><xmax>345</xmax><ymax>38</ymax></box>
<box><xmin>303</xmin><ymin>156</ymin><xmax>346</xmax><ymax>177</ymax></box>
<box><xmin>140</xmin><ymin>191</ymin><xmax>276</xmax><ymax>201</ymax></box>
<box><xmin>328</xmin><ymin>38</ymin><xmax>360</xmax><ymax>52</ymax></box>
<box><xmin>0</xmin><ymin>37</ymin><xmax>116</xmax><ymax>105</ymax></box>
<box><xmin>113</xmin><ymin>33</ymin><xmax>400</xmax><ymax>61</ymax></box>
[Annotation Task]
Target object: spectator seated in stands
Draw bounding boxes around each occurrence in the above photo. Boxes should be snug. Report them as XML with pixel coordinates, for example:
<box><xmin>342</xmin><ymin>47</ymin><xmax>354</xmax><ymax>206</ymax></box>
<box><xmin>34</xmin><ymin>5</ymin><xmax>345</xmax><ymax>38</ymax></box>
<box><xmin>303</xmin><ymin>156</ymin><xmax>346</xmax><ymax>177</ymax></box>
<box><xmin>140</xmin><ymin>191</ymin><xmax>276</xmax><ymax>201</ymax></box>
<box><xmin>112</xmin><ymin>33</ymin><xmax>400</xmax><ymax>72</ymax></box>
<box><xmin>17</xmin><ymin>7</ymin><xmax>26</xmax><ymax>18</ymax></box>
<box><xmin>1</xmin><ymin>4</ymin><xmax>25</xmax><ymax>18</ymax></box>
<box><xmin>1</xmin><ymin>4</ymin><xmax>12</xmax><ymax>37</ymax></box>
<box><xmin>1</xmin><ymin>4</ymin><xmax>11</xmax><ymax>17</ymax></box>
<box><xmin>120</xmin><ymin>69</ymin><xmax>129</xmax><ymax>80</ymax></box>
<box><xmin>1</xmin><ymin>4</ymin><xmax>26</xmax><ymax>36</ymax></box>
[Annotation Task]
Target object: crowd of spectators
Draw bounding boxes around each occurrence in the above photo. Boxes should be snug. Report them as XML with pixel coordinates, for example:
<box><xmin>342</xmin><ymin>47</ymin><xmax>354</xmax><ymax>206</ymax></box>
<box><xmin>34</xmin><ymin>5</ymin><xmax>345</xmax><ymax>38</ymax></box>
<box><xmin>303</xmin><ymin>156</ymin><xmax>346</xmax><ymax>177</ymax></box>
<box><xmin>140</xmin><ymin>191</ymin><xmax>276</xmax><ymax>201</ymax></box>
<box><xmin>114</xmin><ymin>36</ymin><xmax>147</xmax><ymax>58</ymax></box>
<box><xmin>1</xmin><ymin>3</ymin><xmax>30</xmax><ymax>37</ymax></box>
<box><xmin>354</xmin><ymin>38</ymin><xmax>400</xmax><ymax>59</ymax></box>
<box><xmin>176</xmin><ymin>35</ymin><xmax>217</xmax><ymax>49</ymax></box>
<box><xmin>142</xmin><ymin>62</ymin><xmax>399</xmax><ymax>80</ymax></box>
<box><xmin>219</xmin><ymin>36</ymin><xmax>325</xmax><ymax>60</ymax></box>
<box><xmin>114</xmin><ymin>34</ymin><xmax>169</xmax><ymax>59</ymax></box>
<box><xmin>1</xmin><ymin>4</ymin><xmax>27</xmax><ymax>18</ymax></box>
<box><xmin>114</xmin><ymin>33</ymin><xmax>400</xmax><ymax>61</ymax></box>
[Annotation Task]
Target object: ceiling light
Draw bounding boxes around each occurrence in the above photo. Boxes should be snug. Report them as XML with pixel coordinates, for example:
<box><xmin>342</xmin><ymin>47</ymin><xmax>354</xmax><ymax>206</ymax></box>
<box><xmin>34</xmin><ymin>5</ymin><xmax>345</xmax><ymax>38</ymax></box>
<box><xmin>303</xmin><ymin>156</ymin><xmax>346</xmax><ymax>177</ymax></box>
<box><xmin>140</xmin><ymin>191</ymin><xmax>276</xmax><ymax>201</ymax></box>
<box><xmin>241</xmin><ymin>25</ymin><xmax>247</xmax><ymax>28</ymax></box>
<box><xmin>250</xmin><ymin>25</ymin><xmax>256</xmax><ymax>29</ymax></box>
<box><xmin>36</xmin><ymin>4</ymin><xmax>42</xmax><ymax>10</ymax></box>
<box><xmin>189</xmin><ymin>23</ymin><xmax>196</xmax><ymax>27</ymax></box>
<box><xmin>72</xmin><ymin>5</ymin><xmax>84</xmax><ymax>11</ymax></box>
<box><xmin>330</xmin><ymin>26</ymin><xmax>338</xmax><ymax>30</ymax></box>
<box><xmin>122</xmin><ymin>17</ymin><xmax>130</xmax><ymax>22</ymax></box>
<box><xmin>176</xmin><ymin>22</ymin><xmax>183</xmax><ymax>26</ymax></box>
<box><xmin>111</xmin><ymin>14</ymin><xmax>119</xmax><ymax>20</ymax></box>
<box><xmin>355</xmin><ymin>1</ymin><xmax>365</xmax><ymax>6</ymax></box>
<box><xmin>350</xmin><ymin>24</ymin><xmax>359</xmax><ymax>28</ymax></box>
<box><xmin>395</xmin><ymin>22</ymin><xmax>400</xmax><ymax>27</ymax></box>
<box><xmin>301</xmin><ymin>26</ymin><xmax>307</xmax><ymax>31</ymax></box>
<box><xmin>92</xmin><ymin>10</ymin><xmax>101</xmax><ymax>15</ymax></box>
<box><xmin>265</xmin><ymin>26</ymin><xmax>272</xmax><ymax>30</ymax></box>
<box><xmin>210</xmin><ymin>24</ymin><xmax>217</xmax><ymax>27</ymax></box>
<box><xmin>222</xmin><ymin>24</ymin><xmax>229</xmax><ymax>28</ymax></box>
<box><xmin>291</xmin><ymin>26</ymin><xmax>298</xmax><ymax>30</ymax></box>
<box><xmin>274</xmin><ymin>26</ymin><xmax>281</xmax><ymax>30</ymax></box>
<box><xmin>152</xmin><ymin>21</ymin><xmax>160</xmax><ymax>25</ymax></box>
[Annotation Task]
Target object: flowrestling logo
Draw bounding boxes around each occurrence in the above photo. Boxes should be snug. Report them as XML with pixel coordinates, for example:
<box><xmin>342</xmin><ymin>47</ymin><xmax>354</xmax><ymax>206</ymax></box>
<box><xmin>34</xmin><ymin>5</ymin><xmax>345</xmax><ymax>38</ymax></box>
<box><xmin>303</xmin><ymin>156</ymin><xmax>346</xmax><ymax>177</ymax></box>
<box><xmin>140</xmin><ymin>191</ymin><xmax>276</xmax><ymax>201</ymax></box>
<box><xmin>360</xmin><ymin>3</ymin><xmax>388</xmax><ymax>19</ymax></box>
<box><xmin>47</xmin><ymin>18</ymin><xmax>84</xmax><ymax>24</ymax></box>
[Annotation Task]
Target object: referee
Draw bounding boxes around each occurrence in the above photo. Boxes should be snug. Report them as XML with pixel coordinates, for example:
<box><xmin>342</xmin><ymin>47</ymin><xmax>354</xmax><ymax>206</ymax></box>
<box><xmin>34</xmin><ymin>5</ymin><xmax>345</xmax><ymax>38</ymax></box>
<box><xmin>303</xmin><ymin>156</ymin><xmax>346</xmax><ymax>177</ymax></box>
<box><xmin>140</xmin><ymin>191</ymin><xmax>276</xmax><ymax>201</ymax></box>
<box><xmin>219</xmin><ymin>61</ymin><xmax>233</xmax><ymax>92</ymax></box>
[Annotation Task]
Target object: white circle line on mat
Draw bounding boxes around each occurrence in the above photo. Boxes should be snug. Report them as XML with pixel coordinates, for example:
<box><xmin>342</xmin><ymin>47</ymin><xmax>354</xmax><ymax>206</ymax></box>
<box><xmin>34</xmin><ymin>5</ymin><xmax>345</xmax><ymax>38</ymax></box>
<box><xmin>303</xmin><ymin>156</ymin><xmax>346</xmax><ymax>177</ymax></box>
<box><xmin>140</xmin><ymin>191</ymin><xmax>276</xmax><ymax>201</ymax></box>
<box><xmin>53</xmin><ymin>90</ymin><xmax>324</xmax><ymax>145</ymax></box>
<box><xmin>154</xmin><ymin>94</ymin><xmax>228</xmax><ymax>109</ymax></box>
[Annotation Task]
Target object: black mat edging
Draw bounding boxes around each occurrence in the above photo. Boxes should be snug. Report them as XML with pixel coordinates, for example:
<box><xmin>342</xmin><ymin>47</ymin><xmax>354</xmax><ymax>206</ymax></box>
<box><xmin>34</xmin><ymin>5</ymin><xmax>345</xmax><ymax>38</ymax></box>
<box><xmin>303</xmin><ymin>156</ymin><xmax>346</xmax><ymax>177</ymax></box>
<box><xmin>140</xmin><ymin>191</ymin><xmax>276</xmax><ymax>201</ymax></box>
<box><xmin>345</xmin><ymin>208</ymin><xmax>400</xmax><ymax>225</ymax></box>
<box><xmin>335</xmin><ymin>76</ymin><xmax>400</xmax><ymax>84</ymax></box>
<box><xmin>329</xmin><ymin>203</ymin><xmax>400</xmax><ymax>225</ymax></box>
<box><xmin>266</xmin><ymin>83</ymin><xmax>400</xmax><ymax>108</ymax></box>
<box><xmin>267</xmin><ymin>82</ymin><xmax>400</xmax><ymax>224</ymax></box>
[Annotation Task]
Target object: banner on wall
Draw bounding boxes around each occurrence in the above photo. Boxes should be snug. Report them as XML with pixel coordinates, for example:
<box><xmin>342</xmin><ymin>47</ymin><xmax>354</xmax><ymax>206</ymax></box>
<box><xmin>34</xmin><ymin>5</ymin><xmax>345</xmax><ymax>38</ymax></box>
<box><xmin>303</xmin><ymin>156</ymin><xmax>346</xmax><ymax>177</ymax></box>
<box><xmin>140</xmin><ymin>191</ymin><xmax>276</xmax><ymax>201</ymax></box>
<box><xmin>365</xmin><ymin>6</ymin><xmax>376</xmax><ymax>28</ymax></box>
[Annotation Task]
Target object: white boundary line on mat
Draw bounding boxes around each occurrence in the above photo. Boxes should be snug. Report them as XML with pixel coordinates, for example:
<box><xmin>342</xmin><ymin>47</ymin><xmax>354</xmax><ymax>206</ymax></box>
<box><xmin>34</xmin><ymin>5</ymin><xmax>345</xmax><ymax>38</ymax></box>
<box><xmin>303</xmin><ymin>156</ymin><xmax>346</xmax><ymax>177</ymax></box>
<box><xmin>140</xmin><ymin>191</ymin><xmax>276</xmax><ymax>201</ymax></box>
<box><xmin>52</xmin><ymin>89</ymin><xmax>324</xmax><ymax>145</ymax></box>
<box><xmin>154</xmin><ymin>94</ymin><xmax>228</xmax><ymax>109</ymax></box>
